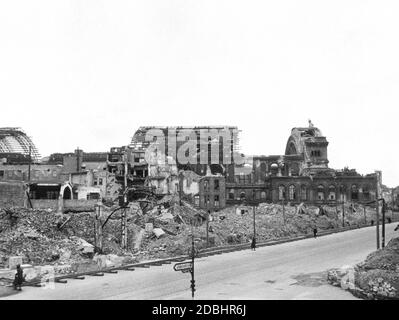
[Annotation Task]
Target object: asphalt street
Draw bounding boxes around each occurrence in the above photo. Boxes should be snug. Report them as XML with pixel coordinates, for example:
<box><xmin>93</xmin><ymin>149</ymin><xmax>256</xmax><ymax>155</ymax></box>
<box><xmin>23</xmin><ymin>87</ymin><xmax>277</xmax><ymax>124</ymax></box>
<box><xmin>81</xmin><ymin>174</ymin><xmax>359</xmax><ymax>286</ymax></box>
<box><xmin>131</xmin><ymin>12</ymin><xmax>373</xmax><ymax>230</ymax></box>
<box><xmin>3</xmin><ymin>223</ymin><xmax>398</xmax><ymax>300</ymax></box>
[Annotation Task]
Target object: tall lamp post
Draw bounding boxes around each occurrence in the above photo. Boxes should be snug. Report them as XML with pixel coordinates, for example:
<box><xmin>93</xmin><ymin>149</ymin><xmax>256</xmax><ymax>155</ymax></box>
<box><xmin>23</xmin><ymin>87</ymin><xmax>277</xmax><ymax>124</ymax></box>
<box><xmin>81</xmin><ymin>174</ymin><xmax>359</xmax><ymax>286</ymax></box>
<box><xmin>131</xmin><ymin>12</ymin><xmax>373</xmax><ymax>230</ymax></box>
<box><xmin>375</xmin><ymin>171</ymin><xmax>381</xmax><ymax>250</ymax></box>
<box><xmin>242</xmin><ymin>196</ymin><xmax>256</xmax><ymax>243</ymax></box>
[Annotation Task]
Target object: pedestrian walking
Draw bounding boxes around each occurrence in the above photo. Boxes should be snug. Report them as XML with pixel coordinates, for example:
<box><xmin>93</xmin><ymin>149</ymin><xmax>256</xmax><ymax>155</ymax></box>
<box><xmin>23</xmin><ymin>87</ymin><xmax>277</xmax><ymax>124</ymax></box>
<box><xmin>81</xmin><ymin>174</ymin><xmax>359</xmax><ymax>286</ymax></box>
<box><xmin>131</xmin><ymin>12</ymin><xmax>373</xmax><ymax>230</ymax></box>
<box><xmin>13</xmin><ymin>264</ymin><xmax>25</xmax><ymax>291</ymax></box>
<box><xmin>251</xmin><ymin>237</ymin><xmax>256</xmax><ymax>251</ymax></box>
<box><xmin>313</xmin><ymin>227</ymin><xmax>318</xmax><ymax>238</ymax></box>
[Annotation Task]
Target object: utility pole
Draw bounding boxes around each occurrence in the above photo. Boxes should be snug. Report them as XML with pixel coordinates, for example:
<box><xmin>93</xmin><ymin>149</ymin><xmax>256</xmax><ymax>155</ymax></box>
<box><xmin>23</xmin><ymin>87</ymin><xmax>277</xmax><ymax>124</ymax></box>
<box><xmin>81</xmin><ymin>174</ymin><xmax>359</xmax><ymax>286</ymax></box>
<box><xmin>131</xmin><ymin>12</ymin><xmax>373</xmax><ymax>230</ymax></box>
<box><xmin>375</xmin><ymin>171</ymin><xmax>381</xmax><ymax>249</ymax></box>
<box><xmin>391</xmin><ymin>188</ymin><xmax>395</xmax><ymax>221</ymax></box>
<box><xmin>190</xmin><ymin>222</ymin><xmax>196</xmax><ymax>299</ymax></box>
<box><xmin>364</xmin><ymin>206</ymin><xmax>367</xmax><ymax>225</ymax></box>
<box><xmin>206</xmin><ymin>210</ymin><xmax>210</xmax><ymax>248</ymax></box>
<box><xmin>253</xmin><ymin>205</ymin><xmax>256</xmax><ymax>239</ymax></box>
<box><xmin>282</xmin><ymin>200</ymin><xmax>285</xmax><ymax>225</ymax></box>
<box><xmin>381</xmin><ymin>199</ymin><xmax>386</xmax><ymax>248</ymax></box>
<box><xmin>121</xmin><ymin>152</ymin><xmax>128</xmax><ymax>250</ymax></box>
<box><xmin>342</xmin><ymin>201</ymin><xmax>345</xmax><ymax>227</ymax></box>
<box><xmin>191</xmin><ymin>235</ymin><xmax>195</xmax><ymax>299</ymax></box>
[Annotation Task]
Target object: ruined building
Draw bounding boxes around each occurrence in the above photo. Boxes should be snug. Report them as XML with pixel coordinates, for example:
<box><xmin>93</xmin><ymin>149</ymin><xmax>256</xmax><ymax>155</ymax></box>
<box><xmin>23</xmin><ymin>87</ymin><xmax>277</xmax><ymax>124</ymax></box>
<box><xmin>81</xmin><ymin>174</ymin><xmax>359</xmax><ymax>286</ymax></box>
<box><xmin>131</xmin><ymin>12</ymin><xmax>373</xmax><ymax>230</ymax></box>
<box><xmin>0</xmin><ymin>127</ymin><xmax>40</xmax><ymax>162</ymax></box>
<box><xmin>108</xmin><ymin>126</ymin><xmax>240</xmax><ymax>209</ymax></box>
<box><xmin>0</xmin><ymin>124</ymin><xmax>380</xmax><ymax>211</ymax></box>
<box><xmin>114</xmin><ymin>124</ymin><xmax>377</xmax><ymax>210</ymax></box>
<box><xmin>227</xmin><ymin>124</ymin><xmax>377</xmax><ymax>205</ymax></box>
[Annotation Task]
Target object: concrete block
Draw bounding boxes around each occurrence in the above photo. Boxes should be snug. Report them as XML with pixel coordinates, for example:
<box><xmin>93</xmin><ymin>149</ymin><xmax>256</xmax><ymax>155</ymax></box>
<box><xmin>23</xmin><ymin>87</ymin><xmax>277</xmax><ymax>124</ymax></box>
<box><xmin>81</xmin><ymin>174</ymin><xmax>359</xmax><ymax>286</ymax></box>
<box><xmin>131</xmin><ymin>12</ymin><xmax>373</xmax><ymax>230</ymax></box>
<box><xmin>153</xmin><ymin>228</ymin><xmax>166</xmax><ymax>238</ymax></box>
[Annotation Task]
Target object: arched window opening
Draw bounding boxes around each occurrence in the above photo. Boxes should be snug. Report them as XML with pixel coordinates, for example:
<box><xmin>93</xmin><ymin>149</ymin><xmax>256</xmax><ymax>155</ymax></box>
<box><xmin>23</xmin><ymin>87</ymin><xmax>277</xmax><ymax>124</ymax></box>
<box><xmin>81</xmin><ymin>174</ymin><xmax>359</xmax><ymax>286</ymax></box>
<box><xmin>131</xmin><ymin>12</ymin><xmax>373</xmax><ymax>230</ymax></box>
<box><xmin>317</xmin><ymin>185</ymin><xmax>325</xmax><ymax>201</ymax></box>
<box><xmin>301</xmin><ymin>185</ymin><xmax>307</xmax><ymax>201</ymax></box>
<box><xmin>270</xmin><ymin>163</ymin><xmax>278</xmax><ymax>176</ymax></box>
<box><xmin>328</xmin><ymin>185</ymin><xmax>336</xmax><ymax>201</ymax></box>
<box><xmin>289</xmin><ymin>185</ymin><xmax>296</xmax><ymax>201</ymax></box>
<box><xmin>279</xmin><ymin>185</ymin><xmax>286</xmax><ymax>201</ymax></box>
<box><xmin>261</xmin><ymin>191</ymin><xmax>266</xmax><ymax>199</ymax></box>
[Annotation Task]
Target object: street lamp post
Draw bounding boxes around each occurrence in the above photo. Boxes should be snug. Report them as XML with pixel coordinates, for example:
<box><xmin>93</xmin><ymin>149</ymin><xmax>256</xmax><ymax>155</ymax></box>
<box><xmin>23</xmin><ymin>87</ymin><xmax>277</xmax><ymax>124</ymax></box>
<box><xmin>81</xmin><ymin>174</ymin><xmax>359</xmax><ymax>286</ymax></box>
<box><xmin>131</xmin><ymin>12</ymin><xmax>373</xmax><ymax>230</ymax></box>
<box><xmin>282</xmin><ymin>200</ymin><xmax>285</xmax><ymax>225</ymax></box>
<box><xmin>206</xmin><ymin>210</ymin><xmax>210</xmax><ymax>248</ymax></box>
<box><xmin>342</xmin><ymin>201</ymin><xmax>345</xmax><ymax>227</ymax></box>
<box><xmin>364</xmin><ymin>206</ymin><xmax>367</xmax><ymax>225</ymax></box>
<box><xmin>375</xmin><ymin>172</ymin><xmax>381</xmax><ymax>250</ymax></box>
<box><xmin>381</xmin><ymin>198</ymin><xmax>386</xmax><ymax>248</ymax></box>
<box><xmin>253</xmin><ymin>205</ymin><xmax>256</xmax><ymax>239</ymax></box>
<box><xmin>190</xmin><ymin>233</ymin><xmax>195</xmax><ymax>299</ymax></box>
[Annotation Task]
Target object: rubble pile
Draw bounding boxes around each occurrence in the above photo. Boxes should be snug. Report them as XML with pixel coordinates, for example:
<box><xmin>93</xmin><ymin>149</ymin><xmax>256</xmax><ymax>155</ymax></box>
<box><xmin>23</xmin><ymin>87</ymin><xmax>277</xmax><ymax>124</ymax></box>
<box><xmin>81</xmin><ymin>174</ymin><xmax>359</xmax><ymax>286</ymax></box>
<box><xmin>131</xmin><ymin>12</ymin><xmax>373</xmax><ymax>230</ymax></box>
<box><xmin>129</xmin><ymin>198</ymin><xmax>209</xmax><ymax>260</ymax></box>
<box><xmin>328</xmin><ymin>236</ymin><xmax>399</xmax><ymax>299</ymax></box>
<box><xmin>0</xmin><ymin>199</ymin><xmax>382</xmax><ymax>275</ymax></box>
<box><xmin>354</xmin><ymin>236</ymin><xmax>399</xmax><ymax>299</ymax></box>
<box><xmin>0</xmin><ymin>208</ymin><xmax>91</xmax><ymax>267</ymax></box>
<box><xmin>0</xmin><ymin>207</ymin><xmax>137</xmax><ymax>268</ymax></box>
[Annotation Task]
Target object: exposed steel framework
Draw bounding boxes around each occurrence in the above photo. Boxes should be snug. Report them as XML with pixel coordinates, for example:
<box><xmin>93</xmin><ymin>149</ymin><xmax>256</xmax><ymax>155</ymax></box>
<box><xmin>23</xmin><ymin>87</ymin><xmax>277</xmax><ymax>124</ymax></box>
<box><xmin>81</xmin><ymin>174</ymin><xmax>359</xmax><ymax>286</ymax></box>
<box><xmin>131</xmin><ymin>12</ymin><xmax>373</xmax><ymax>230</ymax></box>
<box><xmin>0</xmin><ymin>127</ymin><xmax>40</xmax><ymax>161</ymax></box>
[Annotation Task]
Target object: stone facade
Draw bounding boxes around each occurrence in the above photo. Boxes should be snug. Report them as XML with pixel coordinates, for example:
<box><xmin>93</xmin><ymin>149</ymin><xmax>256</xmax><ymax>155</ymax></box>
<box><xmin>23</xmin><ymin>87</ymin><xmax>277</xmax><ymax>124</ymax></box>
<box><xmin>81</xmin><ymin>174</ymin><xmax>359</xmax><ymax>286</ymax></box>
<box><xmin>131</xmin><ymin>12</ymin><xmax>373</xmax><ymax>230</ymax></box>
<box><xmin>227</xmin><ymin>125</ymin><xmax>377</xmax><ymax>205</ymax></box>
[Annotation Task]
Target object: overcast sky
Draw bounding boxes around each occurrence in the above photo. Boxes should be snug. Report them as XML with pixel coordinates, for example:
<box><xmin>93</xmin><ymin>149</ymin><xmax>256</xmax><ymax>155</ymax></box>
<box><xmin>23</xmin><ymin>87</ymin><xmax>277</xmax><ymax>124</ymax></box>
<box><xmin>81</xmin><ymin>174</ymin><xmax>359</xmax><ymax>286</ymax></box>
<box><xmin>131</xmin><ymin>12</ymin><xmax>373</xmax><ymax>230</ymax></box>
<box><xmin>1</xmin><ymin>1</ymin><xmax>399</xmax><ymax>186</ymax></box>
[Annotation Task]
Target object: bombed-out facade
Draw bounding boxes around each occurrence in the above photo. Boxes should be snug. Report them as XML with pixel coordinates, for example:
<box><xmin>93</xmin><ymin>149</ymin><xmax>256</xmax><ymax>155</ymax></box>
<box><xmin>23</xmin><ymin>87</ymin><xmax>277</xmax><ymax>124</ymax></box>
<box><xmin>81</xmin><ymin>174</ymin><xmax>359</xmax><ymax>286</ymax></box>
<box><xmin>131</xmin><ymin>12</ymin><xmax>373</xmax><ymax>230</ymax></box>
<box><xmin>124</xmin><ymin>124</ymin><xmax>378</xmax><ymax>209</ymax></box>
<box><xmin>0</xmin><ymin>124</ymin><xmax>379</xmax><ymax>211</ymax></box>
<box><xmin>227</xmin><ymin>125</ymin><xmax>377</xmax><ymax>205</ymax></box>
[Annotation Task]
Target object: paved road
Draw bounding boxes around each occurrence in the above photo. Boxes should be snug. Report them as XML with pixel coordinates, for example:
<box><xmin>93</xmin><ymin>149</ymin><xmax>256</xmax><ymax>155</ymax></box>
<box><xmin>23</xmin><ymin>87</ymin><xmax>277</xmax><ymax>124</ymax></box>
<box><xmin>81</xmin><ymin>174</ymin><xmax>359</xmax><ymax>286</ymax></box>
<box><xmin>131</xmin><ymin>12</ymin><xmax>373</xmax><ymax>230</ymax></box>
<box><xmin>4</xmin><ymin>224</ymin><xmax>398</xmax><ymax>300</ymax></box>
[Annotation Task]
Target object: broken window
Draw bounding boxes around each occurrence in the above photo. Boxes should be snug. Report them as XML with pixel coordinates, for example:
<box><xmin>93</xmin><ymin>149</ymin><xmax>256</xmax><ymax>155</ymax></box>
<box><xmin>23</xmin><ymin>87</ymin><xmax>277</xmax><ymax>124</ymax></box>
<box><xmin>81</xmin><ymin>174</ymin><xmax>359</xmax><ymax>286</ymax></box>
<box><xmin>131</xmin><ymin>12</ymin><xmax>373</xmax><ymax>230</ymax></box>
<box><xmin>261</xmin><ymin>191</ymin><xmax>266</xmax><ymax>199</ymax></box>
<box><xmin>328</xmin><ymin>185</ymin><xmax>336</xmax><ymax>200</ymax></box>
<box><xmin>0</xmin><ymin>170</ymin><xmax>3</xmax><ymax>179</ymax></box>
<box><xmin>204</xmin><ymin>180</ymin><xmax>209</xmax><ymax>191</ymax></box>
<box><xmin>214</xmin><ymin>195</ymin><xmax>220</xmax><ymax>207</ymax></box>
<box><xmin>194</xmin><ymin>195</ymin><xmax>199</xmax><ymax>206</ymax></box>
<box><xmin>238</xmin><ymin>173</ymin><xmax>251</xmax><ymax>184</ymax></box>
<box><xmin>87</xmin><ymin>193</ymin><xmax>100</xmax><ymax>200</ymax></box>
<box><xmin>205</xmin><ymin>195</ymin><xmax>210</xmax><ymax>206</ymax></box>
<box><xmin>351</xmin><ymin>185</ymin><xmax>359</xmax><ymax>200</ymax></box>
<box><xmin>317</xmin><ymin>185</ymin><xmax>325</xmax><ymax>200</ymax></box>
<box><xmin>270</xmin><ymin>163</ymin><xmax>278</xmax><ymax>176</ymax></box>
<box><xmin>214</xmin><ymin>179</ymin><xmax>219</xmax><ymax>190</ymax></box>
<box><xmin>228</xmin><ymin>189</ymin><xmax>234</xmax><ymax>200</ymax></box>
<box><xmin>339</xmin><ymin>185</ymin><xmax>347</xmax><ymax>201</ymax></box>
<box><xmin>363</xmin><ymin>185</ymin><xmax>370</xmax><ymax>200</ymax></box>
<box><xmin>289</xmin><ymin>185</ymin><xmax>296</xmax><ymax>201</ymax></box>
<box><xmin>260</xmin><ymin>162</ymin><xmax>267</xmax><ymax>178</ymax></box>
<box><xmin>301</xmin><ymin>185</ymin><xmax>307</xmax><ymax>201</ymax></box>
<box><xmin>278</xmin><ymin>185</ymin><xmax>286</xmax><ymax>201</ymax></box>
<box><xmin>99</xmin><ymin>178</ymin><xmax>103</xmax><ymax>185</ymax></box>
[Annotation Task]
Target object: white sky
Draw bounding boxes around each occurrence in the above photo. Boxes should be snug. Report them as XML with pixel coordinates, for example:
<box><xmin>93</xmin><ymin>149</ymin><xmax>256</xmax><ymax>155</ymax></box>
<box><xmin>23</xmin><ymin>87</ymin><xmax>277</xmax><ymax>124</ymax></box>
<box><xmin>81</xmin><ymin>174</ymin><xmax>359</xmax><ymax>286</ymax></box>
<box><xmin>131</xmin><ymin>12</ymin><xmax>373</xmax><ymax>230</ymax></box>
<box><xmin>1</xmin><ymin>1</ymin><xmax>399</xmax><ymax>186</ymax></box>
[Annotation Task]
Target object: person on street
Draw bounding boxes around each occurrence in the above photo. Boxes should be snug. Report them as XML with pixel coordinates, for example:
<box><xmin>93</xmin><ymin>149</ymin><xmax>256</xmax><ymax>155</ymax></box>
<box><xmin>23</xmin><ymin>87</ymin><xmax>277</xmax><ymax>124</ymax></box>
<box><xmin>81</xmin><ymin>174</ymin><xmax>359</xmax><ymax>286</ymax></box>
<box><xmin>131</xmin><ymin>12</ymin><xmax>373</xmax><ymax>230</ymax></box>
<box><xmin>251</xmin><ymin>236</ymin><xmax>256</xmax><ymax>251</ymax></box>
<box><xmin>313</xmin><ymin>227</ymin><xmax>318</xmax><ymax>238</ymax></box>
<box><xmin>13</xmin><ymin>264</ymin><xmax>25</xmax><ymax>291</ymax></box>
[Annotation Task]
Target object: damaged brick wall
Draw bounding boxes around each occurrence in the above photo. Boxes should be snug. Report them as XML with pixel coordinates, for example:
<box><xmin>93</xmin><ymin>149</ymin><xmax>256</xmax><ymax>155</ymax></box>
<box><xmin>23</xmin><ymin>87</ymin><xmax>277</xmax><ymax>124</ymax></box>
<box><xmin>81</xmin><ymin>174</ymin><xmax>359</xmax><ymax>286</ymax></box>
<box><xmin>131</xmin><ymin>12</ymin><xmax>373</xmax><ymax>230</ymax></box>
<box><xmin>0</xmin><ymin>181</ymin><xmax>26</xmax><ymax>207</ymax></box>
